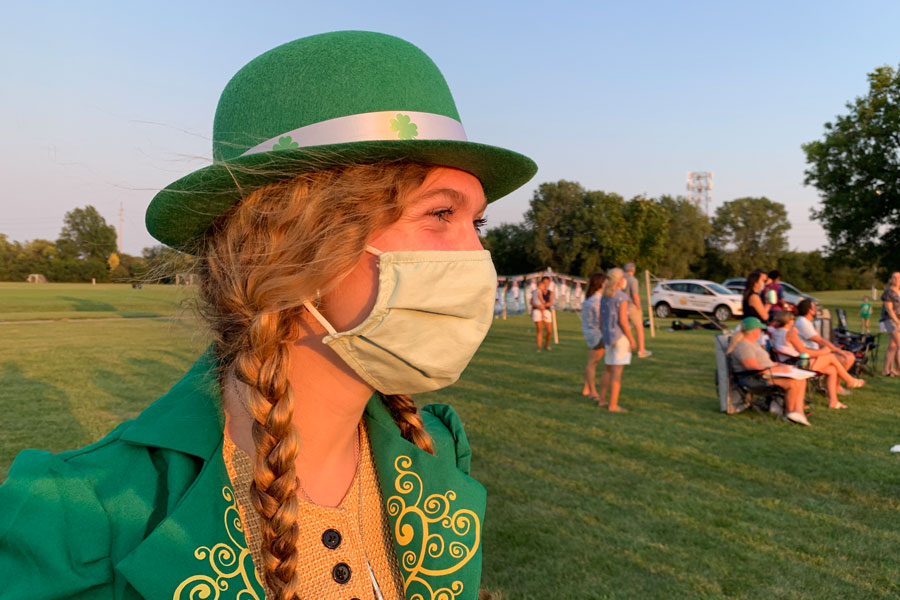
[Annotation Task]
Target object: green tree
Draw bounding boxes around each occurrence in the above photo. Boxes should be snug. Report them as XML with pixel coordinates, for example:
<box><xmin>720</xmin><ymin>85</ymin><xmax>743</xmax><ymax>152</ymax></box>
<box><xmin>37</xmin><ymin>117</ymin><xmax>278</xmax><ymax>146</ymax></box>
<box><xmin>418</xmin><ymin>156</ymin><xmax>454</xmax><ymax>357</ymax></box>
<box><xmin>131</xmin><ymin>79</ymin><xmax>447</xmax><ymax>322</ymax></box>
<box><xmin>110</xmin><ymin>253</ymin><xmax>148</xmax><ymax>282</ymax></box>
<box><xmin>525</xmin><ymin>181</ymin><xmax>632</xmax><ymax>276</ymax></box>
<box><xmin>0</xmin><ymin>234</ymin><xmax>16</xmax><ymax>280</ymax></box>
<box><xmin>9</xmin><ymin>239</ymin><xmax>59</xmax><ymax>281</ymax></box>
<box><xmin>57</xmin><ymin>205</ymin><xmax>117</xmax><ymax>261</ymax></box>
<box><xmin>480</xmin><ymin>223</ymin><xmax>539</xmax><ymax>275</ymax></box>
<box><xmin>141</xmin><ymin>245</ymin><xmax>196</xmax><ymax>284</ymax></box>
<box><xmin>803</xmin><ymin>65</ymin><xmax>900</xmax><ymax>271</ymax></box>
<box><xmin>656</xmin><ymin>196</ymin><xmax>712</xmax><ymax>279</ymax></box>
<box><xmin>710</xmin><ymin>197</ymin><xmax>790</xmax><ymax>276</ymax></box>
<box><xmin>622</xmin><ymin>196</ymin><xmax>669</xmax><ymax>273</ymax></box>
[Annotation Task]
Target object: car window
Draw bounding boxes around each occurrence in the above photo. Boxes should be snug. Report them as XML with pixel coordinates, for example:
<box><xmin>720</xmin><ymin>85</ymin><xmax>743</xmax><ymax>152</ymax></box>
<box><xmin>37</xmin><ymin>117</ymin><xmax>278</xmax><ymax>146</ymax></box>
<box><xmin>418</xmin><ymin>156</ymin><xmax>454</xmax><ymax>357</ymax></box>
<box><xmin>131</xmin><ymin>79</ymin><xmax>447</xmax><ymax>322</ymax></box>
<box><xmin>706</xmin><ymin>283</ymin><xmax>733</xmax><ymax>295</ymax></box>
<box><xmin>689</xmin><ymin>284</ymin><xmax>712</xmax><ymax>295</ymax></box>
<box><xmin>669</xmin><ymin>283</ymin><xmax>688</xmax><ymax>293</ymax></box>
<box><xmin>781</xmin><ymin>283</ymin><xmax>801</xmax><ymax>295</ymax></box>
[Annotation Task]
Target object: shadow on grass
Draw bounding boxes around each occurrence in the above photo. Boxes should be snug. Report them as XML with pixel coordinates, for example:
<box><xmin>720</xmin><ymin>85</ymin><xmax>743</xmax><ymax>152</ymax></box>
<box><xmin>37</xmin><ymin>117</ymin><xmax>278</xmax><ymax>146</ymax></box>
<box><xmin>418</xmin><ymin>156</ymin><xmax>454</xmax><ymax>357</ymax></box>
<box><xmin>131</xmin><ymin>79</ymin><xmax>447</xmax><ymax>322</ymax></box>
<box><xmin>90</xmin><ymin>356</ymin><xmax>199</xmax><ymax>420</ymax></box>
<box><xmin>0</xmin><ymin>362</ymin><xmax>90</xmax><ymax>480</ymax></box>
<box><xmin>59</xmin><ymin>295</ymin><xmax>118</xmax><ymax>312</ymax></box>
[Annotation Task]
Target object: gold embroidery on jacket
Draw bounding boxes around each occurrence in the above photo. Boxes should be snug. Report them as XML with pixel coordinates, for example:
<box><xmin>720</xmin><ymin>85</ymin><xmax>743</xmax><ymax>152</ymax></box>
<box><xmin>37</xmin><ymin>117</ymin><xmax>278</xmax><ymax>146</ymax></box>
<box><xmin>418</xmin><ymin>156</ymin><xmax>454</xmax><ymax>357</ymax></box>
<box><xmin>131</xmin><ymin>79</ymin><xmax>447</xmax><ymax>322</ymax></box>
<box><xmin>173</xmin><ymin>486</ymin><xmax>263</xmax><ymax>600</ymax></box>
<box><xmin>386</xmin><ymin>455</ymin><xmax>480</xmax><ymax>600</ymax></box>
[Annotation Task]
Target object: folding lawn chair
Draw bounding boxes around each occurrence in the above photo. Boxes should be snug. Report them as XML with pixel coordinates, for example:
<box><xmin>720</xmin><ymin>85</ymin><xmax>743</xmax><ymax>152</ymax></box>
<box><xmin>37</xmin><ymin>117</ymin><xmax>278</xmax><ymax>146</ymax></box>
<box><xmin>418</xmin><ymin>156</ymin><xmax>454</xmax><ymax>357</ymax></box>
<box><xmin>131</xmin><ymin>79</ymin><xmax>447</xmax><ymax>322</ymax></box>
<box><xmin>833</xmin><ymin>308</ymin><xmax>880</xmax><ymax>376</ymax></box>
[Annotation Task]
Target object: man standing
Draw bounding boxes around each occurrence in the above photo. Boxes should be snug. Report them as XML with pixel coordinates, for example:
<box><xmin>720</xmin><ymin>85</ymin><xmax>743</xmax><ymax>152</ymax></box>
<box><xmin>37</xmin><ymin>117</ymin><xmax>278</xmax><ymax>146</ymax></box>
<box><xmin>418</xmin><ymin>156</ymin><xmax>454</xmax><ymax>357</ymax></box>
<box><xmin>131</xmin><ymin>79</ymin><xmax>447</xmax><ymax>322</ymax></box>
<box><xmin>623</xmin><ymin>263</ymin><xmax>651</xmax><ymax>358</ymax></box>
<box><xmin>531</xmin><ymin>276</ymin><xmax>554</xmax><ymax>352</ymax></box>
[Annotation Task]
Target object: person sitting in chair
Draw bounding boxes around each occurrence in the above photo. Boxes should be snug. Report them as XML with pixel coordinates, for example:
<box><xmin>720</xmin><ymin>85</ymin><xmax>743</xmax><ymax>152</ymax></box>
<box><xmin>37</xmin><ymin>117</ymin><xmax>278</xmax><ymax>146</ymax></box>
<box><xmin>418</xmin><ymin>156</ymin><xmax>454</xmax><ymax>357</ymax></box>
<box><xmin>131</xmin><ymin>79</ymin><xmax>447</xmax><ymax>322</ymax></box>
<box><xmin>727</xmin><ymin>317</ymin><xmax>809</xmax><ymax>426</ymax></box>
<box><xmin>769</xmin><ymin>311</ymin><xmax>864</xmax><ymax>409</ymax></box>
<box><xmin>795</xmin><ymin>299</ymin><xmax>856</xmax><ymax>393</ymax></box>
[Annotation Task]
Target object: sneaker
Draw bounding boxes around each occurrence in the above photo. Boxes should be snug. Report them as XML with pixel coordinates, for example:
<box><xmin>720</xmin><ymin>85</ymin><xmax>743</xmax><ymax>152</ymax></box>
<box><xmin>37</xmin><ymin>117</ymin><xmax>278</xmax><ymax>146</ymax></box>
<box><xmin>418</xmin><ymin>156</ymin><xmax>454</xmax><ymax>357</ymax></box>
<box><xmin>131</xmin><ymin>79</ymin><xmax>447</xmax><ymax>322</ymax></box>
<box><xmin>638</xmin><ymin>351</ymin><xmax>653</xmax><ymax>358</ymax></box>
<box><xmin>786</xmin><ymin>412</ymin><xmax>811</xmax><ymax>426</ymax></box>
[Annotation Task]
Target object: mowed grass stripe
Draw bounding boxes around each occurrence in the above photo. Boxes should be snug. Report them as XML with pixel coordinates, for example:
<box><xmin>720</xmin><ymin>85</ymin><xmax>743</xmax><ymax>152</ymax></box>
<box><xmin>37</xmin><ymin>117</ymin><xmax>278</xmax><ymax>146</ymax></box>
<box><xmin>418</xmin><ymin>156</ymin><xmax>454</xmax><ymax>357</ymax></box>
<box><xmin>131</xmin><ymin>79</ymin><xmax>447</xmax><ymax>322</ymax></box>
<box><xmin>1</xmin><ymin>284</ymin><xmax>899</xmax><ymax>598</ymax></box>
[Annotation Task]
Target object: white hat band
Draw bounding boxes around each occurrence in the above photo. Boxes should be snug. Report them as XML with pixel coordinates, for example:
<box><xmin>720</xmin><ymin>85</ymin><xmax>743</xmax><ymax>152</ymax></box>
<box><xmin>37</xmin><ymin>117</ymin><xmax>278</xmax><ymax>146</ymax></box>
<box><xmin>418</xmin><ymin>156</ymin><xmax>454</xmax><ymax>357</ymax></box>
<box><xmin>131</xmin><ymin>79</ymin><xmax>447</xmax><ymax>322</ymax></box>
<box><xmin>241</xmin><ymin>110</ymin><xmax>468</xmax><ymax>156</ymax></box>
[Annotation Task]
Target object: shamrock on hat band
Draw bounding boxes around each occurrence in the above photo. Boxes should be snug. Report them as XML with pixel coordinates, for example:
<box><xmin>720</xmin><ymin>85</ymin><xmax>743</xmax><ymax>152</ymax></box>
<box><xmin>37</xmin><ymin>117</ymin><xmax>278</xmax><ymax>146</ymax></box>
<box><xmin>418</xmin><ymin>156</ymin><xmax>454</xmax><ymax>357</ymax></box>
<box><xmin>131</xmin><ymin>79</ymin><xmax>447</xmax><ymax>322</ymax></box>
<box><xmin>241</xmin><ymin>110</ymin><xmax>468</xmax><ymax>156</ymax></box>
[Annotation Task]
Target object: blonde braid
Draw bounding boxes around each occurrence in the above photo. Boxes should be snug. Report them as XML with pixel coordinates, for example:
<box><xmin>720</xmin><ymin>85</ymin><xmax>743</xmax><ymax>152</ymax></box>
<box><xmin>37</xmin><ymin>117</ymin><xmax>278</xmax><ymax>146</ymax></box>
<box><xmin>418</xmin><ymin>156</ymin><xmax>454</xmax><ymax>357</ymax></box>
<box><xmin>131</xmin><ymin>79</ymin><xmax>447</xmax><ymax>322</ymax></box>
<box><xmin>197</xmin><ymin>162</ymin><xmax>440</xmax><ymax>599</ymax></box>
<box><xmin>380</xmin><ymin>393</ymin><xmax>435</xmax><ymax>454</ymax></box>
<box><xmin>235</xmin><ymin>320</ymin><xmax>303</xmax><ymax>598</ymax></box>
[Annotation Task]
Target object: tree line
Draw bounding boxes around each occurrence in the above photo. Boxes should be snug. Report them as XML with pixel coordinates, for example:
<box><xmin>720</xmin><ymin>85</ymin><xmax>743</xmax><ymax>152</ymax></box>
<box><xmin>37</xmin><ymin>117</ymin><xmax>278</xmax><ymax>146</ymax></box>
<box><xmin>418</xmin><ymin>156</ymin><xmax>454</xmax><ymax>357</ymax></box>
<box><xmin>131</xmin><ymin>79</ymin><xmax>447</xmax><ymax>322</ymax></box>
<box><xmin>482</xmin><ymin>182</ymin><xmax>879</xmax><ymax>291</ymax></box>
<box><xmin>0</xmin><ymin>191</ymin><xmax>882</xmax><ymax>291</ymax></box>
<box><xmin>0</xmin><ymin>206</ymin><xmax>192</xmax><ymax>284</ymax></box>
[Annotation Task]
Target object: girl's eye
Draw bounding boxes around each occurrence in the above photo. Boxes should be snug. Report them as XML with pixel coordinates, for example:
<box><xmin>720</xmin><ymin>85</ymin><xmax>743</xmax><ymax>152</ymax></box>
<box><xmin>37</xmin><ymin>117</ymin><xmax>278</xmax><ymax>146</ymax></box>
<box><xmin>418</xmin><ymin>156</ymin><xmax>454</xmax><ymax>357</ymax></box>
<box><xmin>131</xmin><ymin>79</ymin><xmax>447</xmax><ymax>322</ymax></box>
<box><xmin>474</xmin><ymin>217</ymin><xmax>487</xmax><ymax>233</ymax></box>
<box><xmin>430</xmin><ymin>207</ymin><xmax>454</xmax><ymax>222</ymax></box>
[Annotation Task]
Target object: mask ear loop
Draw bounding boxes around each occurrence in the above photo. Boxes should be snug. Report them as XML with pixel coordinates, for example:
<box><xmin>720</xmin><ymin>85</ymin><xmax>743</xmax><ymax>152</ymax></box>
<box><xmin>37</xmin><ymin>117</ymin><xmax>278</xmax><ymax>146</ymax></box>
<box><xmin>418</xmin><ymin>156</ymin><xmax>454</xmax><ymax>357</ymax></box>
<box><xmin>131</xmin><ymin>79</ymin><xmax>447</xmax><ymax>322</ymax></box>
<box><xmin>303</xmin><ymin>300</ymin><xmax>337</xmax><ymax>335</ymax></box>
<box><xmin>304</xmin><ymin>247</ymin><xmax>382</xmax><ymax>335</ymax></box>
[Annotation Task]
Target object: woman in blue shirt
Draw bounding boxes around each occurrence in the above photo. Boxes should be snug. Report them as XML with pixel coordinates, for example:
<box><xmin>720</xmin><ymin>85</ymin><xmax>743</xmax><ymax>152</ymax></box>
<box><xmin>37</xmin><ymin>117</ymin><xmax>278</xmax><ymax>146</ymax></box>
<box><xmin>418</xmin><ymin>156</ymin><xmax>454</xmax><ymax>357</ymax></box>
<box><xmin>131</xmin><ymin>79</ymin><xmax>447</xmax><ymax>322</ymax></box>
<box><xmin>581</xmin><ymin>272</ymin><xmax>606</xmax><ymax>402</ymax></box>
<box><xmin>598</xmin><ymin>268</ymin><xmax>637</xmax><ymax>412</ymax></box>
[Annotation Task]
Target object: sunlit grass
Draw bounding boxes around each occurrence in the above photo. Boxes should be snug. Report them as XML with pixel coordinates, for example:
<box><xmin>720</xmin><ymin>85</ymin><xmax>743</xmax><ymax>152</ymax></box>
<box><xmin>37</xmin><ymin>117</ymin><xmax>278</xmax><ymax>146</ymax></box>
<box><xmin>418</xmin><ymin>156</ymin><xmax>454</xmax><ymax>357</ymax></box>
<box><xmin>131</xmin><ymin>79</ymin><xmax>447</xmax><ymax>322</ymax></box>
<box><xmin>1</xmin><ymin>284</ymin><xmax>899</xmax><ymax>598</ymax></box>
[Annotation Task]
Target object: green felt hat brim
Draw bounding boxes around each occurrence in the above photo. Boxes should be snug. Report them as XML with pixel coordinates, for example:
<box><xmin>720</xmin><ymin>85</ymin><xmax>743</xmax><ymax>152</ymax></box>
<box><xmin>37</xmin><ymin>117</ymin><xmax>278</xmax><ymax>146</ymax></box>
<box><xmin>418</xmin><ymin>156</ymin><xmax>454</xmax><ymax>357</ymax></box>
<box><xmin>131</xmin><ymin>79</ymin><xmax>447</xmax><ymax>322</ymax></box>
<box><xmin>146</xmin><ymin>139</ymin><xmax>537</xmax><ymax>253</ymax></box>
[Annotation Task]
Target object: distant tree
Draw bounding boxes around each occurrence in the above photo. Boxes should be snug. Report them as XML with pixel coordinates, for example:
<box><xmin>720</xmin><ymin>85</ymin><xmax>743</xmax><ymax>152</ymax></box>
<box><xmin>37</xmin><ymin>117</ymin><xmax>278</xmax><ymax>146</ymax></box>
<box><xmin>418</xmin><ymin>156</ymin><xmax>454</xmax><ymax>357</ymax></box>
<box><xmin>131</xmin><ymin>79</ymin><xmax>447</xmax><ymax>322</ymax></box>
<box><xmin>803</xmin><ymin>64</ymin><xmax>900</xmax><ymax>271</ymax></box>
<box><xmin>9</xmin><ymin>239</ymin><xmax>59</xmax><ymax>281</ymax></box>
<box><xmin>778</xmin><ymin>250</ymin><xmax>829</xmax><ymax>291</ymax></box>
<box><xmin>526</xmin><ymin>181</ymin><xmax>634</xmax><ymax>276</ymax></box>
<box><xmin>692</xmin><ymin>240</ymin><xmax>732</xmax><ymax>283</ymax></box>
<box><xmin>622</xmin><ymin>196</ymin><xmax>669</xmax><ymax>273</ymax></box>
<box><xmin>110</xmin><ymin>253</ymin><xmax>147</xmax><ymax>281</ymax></box>
<box><xmin>710</xmin><ymin>197</ymin><xmax>790</xmax><ymax>276</ymax></box>
<box><xmin>141</xmin><ymin>245</ymin><xmax>196</xmax><ymax>284</ymax></box>
<box><xmin>57</xmin><ymin>205</ymin><xmax>117</xmax><ymax>261</ymax></box>
<box><xmin>481</xmin><ymin>223</ymin><xmax>539</xmax><ymax>275</ymax></box>
<box><xmin>656</xmin><ymin>196</ymin><xmax>712</xmax><ymax>279</ymax></box>
<box><xmin>0</xmin><ymin>234</ymin><xmax>16</xmax><ymax>280</ymax></box>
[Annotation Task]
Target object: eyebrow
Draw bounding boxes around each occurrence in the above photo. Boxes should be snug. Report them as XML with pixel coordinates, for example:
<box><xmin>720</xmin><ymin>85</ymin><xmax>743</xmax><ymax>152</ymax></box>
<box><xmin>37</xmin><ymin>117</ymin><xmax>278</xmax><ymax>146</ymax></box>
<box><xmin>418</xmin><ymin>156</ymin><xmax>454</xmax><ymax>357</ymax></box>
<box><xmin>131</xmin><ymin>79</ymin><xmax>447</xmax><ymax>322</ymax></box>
<box><xmin>420</xmin><ymin>188</ymin><xmax>488</xmax><ymax>213</ymax></box>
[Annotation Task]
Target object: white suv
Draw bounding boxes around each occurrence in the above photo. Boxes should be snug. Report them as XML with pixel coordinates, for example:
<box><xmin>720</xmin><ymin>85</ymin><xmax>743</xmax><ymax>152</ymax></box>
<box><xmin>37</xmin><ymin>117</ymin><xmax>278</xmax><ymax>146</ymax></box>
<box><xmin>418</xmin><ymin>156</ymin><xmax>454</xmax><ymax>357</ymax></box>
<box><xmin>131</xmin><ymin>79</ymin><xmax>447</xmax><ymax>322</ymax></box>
<box><xmin>651</xmin><ymin>279</ymin><xmax>744</xmax><ymax>322</ymax></box>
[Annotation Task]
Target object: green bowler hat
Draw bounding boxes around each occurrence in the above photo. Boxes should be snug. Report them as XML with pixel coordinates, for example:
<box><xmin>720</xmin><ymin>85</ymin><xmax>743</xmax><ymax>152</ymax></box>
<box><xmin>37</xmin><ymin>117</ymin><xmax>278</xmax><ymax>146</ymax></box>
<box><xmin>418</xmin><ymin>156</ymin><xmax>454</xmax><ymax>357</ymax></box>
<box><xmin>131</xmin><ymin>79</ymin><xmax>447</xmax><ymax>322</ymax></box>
<box><xmin>146</xmin><ymin>30</ymin><xmax>538</xmax><ymax>252</ymax></box>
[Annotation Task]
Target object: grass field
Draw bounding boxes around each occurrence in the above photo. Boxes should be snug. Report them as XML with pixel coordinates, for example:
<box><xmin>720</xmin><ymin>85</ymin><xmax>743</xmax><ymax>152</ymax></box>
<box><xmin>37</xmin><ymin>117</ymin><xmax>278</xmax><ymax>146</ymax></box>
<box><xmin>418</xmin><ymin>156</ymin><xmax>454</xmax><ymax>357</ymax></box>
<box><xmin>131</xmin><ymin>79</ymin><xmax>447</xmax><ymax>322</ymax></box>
<box><xmin>2</xmin><ymin>283</ymin><xmax>899</xmax><ymax>598</ymax></box>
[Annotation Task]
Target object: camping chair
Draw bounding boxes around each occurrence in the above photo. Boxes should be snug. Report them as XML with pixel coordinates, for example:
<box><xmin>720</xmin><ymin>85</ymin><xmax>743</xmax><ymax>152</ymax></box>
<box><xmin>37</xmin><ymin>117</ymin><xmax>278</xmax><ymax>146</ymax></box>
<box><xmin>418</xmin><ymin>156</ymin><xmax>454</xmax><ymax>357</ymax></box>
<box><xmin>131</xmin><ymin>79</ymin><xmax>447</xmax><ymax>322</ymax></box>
<box><xmin>833</xmin><ymin>308</ymin><xmax>880</xmax><ymax>376</ymax></box>
<box><xmin>715</xmin><ymin>334</ymin><xmax>785</xmax><ymax>416</ymax></box>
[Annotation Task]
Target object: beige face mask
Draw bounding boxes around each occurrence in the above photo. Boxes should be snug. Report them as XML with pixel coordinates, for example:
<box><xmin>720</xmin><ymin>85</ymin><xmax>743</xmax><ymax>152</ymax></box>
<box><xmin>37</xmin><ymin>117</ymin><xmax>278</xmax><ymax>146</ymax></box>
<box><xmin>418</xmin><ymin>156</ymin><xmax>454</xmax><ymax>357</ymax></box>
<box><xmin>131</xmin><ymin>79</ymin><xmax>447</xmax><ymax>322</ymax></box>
<box><xmin>304</xmin><ymin>246</ymin><xmax>497</xmax><ymax>395</ymax></box>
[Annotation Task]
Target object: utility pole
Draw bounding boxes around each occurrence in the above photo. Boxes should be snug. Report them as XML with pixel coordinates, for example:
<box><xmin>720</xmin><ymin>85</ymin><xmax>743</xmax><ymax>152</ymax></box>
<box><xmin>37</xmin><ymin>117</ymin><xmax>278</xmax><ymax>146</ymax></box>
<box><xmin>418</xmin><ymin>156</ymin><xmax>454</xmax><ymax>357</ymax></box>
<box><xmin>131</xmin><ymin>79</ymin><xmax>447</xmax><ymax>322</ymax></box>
<box><xmin>686</xmin><ymin>171</ymin><xmax>714</xmax><ymax>215</ymax></box>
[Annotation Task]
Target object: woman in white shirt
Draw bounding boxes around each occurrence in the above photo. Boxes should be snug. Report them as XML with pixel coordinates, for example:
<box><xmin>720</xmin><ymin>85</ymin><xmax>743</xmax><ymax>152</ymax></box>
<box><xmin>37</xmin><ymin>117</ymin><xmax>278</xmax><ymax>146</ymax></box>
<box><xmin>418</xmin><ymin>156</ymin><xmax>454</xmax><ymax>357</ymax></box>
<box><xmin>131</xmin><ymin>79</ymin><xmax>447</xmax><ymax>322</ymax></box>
<box><xmin>769</xmin><ymin>311</ymin><xmax>864</xmax><ymax>409</ymax></box>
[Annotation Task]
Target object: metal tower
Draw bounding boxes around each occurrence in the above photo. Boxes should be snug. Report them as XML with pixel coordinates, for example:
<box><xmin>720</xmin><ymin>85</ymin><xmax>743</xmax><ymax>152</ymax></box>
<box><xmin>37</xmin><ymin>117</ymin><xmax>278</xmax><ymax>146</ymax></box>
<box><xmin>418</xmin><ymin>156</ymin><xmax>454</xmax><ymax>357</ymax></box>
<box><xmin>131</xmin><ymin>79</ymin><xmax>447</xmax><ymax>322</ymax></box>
<box><xmin>686</xmin><ymin>171</ymin><xmax>714</xmax><ymax>215</ymax></box>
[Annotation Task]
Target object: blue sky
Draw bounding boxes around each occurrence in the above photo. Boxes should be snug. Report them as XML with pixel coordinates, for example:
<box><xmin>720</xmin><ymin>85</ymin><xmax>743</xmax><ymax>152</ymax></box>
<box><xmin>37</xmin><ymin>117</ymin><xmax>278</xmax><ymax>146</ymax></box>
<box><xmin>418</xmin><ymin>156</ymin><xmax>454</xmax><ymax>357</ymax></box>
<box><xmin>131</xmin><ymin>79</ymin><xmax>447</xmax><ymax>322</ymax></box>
<box><xmin>2</xmin><ymin>0</ymin><xmax>899</xmax><ymax>255</ymax></box>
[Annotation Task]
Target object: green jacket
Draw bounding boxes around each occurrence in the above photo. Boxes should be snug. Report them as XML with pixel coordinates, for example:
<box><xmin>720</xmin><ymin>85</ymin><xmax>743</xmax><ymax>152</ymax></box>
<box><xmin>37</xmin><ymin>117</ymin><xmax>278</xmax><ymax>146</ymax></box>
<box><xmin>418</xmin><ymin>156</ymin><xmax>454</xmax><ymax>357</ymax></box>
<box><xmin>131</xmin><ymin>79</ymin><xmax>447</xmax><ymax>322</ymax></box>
<box><xmin>0</xmin><ymin>352</ymin><xmax>486</xmax><ymax>600</ymax></box>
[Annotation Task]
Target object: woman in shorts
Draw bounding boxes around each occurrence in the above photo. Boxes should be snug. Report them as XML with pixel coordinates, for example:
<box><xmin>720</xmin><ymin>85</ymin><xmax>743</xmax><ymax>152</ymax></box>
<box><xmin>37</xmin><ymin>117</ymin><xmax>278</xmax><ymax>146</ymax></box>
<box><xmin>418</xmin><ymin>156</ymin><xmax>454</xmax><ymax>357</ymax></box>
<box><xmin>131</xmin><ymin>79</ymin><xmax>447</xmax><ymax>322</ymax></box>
<box><xmin>597</xmin><ymin>268</ymin><xmax>636</xmax><ymax>412</ymax></box>
<box><xmin>881</xmin><ymin>272</ymin><xmax>900</xmax><ymax>376</ymax></box>
<box><xmin>531</xmin><ymin>275</ymin><xmax>554</xmax><ymax>351</ymax></box>
<box><xmin>581</xmin><ymin>272</ymin><xmax>606</xmax><ymax>402</ymax></box>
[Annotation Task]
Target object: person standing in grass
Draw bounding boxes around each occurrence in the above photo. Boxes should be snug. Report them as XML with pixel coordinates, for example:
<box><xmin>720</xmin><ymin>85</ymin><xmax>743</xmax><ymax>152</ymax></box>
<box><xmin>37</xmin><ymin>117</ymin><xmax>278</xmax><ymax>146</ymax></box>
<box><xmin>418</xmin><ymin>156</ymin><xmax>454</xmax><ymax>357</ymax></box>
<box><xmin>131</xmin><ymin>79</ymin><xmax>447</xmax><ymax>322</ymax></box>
<box><xmin>623</xmin><ymin>262</ymin><xmax>651</xmax><ymax>357</ymax></box>
<box><xmin>581</xmin><ymin>271</ymin><xmax>606</xmax><ymax>402</ymax></box>
<box><xmin>859</xmin><ymin>295</ymin><xmax>872</xmax><ymax>334</ymax></box>
<box><xmin>0</xmin><ymin>31</ymin><xmax>535</xmax><ymax>600</ymax></box>
<box><xmin>597</xmin><ymin>268</ymin><xmax>636</xmax><ymax>412</ymax></box>
<box><xmin>531</xmin><ymin>275</ymin><xmax>554</xmax><ymax>352</ymax></box>
<box><xmin>881</xmin><ymin>272</ymin><xmax>900</xmax><ymax>376</ymax></box>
